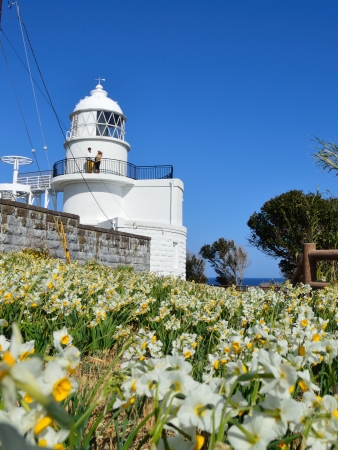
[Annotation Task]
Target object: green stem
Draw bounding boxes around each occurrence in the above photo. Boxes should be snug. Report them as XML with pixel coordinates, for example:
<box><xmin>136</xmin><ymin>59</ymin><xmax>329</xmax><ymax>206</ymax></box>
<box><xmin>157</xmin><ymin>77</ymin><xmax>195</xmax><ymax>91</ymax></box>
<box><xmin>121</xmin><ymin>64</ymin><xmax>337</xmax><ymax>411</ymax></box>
<box><xmin>250</xmin><ymin>379</ymin><xmax>260</xmax><ymax>407</ymax></box>
<box><xmin>85</xmin><ymin>336</ymin><xmax>133</xmax><ymax>405</ymax></box>
<box><xmin>152</xmin><ymin>391</ymin><xmax>176</xmax><ymax>444</ymax></box>
<box><xmin>228</xmin><ymin>418</ymin><xmax>257</xmax><ymax>444</ymax></box>
<box><xmin>216</xmin><ymin>379</ymin><xmax>238</xmax><ymax>441</ymax></box>
<box><xmin>122</xmin><ymin>410</ymin><xmax>156</xmax><ymax>450</ymax></box>
<box><xmin>17</xmin><ymin>271</ymin><xmax>47</xmax><ymax>326</ymax></box>
<box><xmin>267</xmin><ymin>433</ymin><xmax>301</xmax><ymax>448</ymax></box>
<box><xmin>73</xmin><ymin>400</ymin><xmax>100</xmax><ymax>429</ymax></box>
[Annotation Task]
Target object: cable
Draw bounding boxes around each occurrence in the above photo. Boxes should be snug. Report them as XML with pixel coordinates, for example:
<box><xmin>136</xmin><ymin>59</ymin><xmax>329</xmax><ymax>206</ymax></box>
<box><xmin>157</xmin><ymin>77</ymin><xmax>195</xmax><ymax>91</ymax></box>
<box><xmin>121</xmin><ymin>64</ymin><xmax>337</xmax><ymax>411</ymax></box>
<box><xmin>21</xmin><ymin>18</ymin><xmax>116</xmax><ymax>228</ymax></box>
<box><xmin>31</xmin><ymin>150</ymin><xmax>42</xmax><ymax>174</ymax></box>
<box><xmin>0</xmin><ymin>29</ymin><xmax>67</xmax><ymax>132</ymax></box>
<box><xmin>1</xmin><ymin>27</ymin><xmax>61</xmax><ymax>174</ymax></box>
<box><xmin>8</xmin><ymin>5</ymin><xmax>139</xmax><ymax>226</ymax></box>
<box><xmin>15</xmin><ymin>4</ymin><xmax>47</xmax><ymax>150</ymax></box>
<box><xmin>0</xmin><ymin>0</ymin><xmax>3</xmax><ymax>31</ymax></box>
<box><xmin>0</xmin><ymin>37</ymin><xmax>33</xmax><ymax>149</ymax></box>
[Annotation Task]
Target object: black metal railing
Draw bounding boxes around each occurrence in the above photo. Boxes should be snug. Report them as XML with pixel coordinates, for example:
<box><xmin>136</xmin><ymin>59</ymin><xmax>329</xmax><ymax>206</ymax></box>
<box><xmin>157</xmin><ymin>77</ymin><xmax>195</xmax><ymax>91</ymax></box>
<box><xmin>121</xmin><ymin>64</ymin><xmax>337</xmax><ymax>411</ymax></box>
<box><xmin>52</xmin><ymin>158</ymin><xmax>173</xmax><ymax>180</ymax></box>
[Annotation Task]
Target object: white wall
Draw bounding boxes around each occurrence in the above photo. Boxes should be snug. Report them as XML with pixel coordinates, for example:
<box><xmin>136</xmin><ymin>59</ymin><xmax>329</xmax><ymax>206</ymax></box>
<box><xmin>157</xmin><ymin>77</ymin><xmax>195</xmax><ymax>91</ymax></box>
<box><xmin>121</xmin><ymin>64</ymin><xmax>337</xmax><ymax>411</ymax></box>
<box><xmin>64</xmin><ymin>137</ymin><xmax>130</xmax><ymax>162</ymax></box>
<box><xmin>54</xmin><ymin>174</ymin><xmax>186</xmax><ymax>277</ymax></box>
<box><xmin>122</xmin><ymin>179</ymin><xmax>184</xmax><ymax>225</ymax></box>
<box><xmin>118</xmin><ymin>221</ymin><xmax>186</xmax><ymax>279</ymax></box>
<box><xmin>62</xmin><ymin>178</ymin><xmax>125</xmax><ymax>224</ymax></box>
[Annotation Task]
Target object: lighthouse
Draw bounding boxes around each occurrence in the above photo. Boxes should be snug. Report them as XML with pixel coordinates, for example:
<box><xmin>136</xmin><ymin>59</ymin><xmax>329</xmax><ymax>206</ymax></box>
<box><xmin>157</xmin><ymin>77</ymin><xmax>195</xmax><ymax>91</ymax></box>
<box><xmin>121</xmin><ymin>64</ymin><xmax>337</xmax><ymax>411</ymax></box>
<box><xmin>52</xmin><ymin>83</ymin><xmax>187</xmax><ymax>278</ymax></box>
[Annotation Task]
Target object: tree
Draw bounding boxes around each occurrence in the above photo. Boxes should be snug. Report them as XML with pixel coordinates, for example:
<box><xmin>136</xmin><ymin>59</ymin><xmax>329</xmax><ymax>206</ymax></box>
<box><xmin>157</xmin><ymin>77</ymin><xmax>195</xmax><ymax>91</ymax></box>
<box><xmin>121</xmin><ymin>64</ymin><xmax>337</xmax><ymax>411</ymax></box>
<box><xmin>186</xmin><ymin>251</ymin><xmax>208</xmax><ymax>284</ymax></box>
<box><xmin>313</xmin><ymin>138</ymin><xmax>338</xmax><ymax>175</ymax></box>
<box><xmin>199</xmin><ymin>238</ymin><xmax>250</xmax><ymax>285</ymax></box>
<box><xmin>247</xmin><ymin>190</ymin><xmax>338</xmax><ymax>278</ymax></box>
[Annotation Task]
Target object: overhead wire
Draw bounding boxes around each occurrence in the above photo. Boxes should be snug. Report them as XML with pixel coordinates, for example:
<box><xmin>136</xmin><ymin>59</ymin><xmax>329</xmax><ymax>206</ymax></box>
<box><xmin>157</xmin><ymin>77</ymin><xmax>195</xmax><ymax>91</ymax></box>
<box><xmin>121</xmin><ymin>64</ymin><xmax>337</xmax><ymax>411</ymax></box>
<box><xmin>1</xmin><ymin>26</ymin><xmax>63</xmax><ymax>179</ymax></box>
<box><xmin>0</xmin><ymin>39</ymin><xmax>44</xmax><ymax>180</ymax></box>
<box><xmin>0</xmin><ymin>29</ymin><xmax>67</xmax><ymax>133</ymax></box>
<box><xmin>4</xmin><ymin>3</ymin><xmax>133</xmax><ymax>224</ymax></box>
<box><xmin>0</xmin><ymin>37</ymin><xmax>33</xmax><ymax>149</ymax></box>
<box><xmin>2</xmin><ymin>1</ymin><xmax>46</xmax><ymax>179</ymax></box>
<box><xmin>20</xmin><ymin>16</ymin><xmax>116</xmax><ymax>228</ymax></box>
<box><xmin>15</xmin><ymin>3</ymin><xmax>47</xmax><ymax>156</ymax></box>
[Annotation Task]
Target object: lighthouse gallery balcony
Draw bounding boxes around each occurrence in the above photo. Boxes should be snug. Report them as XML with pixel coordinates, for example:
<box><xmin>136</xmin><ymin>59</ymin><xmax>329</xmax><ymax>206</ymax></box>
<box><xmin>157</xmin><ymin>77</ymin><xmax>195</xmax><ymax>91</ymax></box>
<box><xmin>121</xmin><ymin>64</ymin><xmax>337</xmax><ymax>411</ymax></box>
<box><xmin>53</xmin><ymin>158</ymin><xmax>173</xmax><ymax>180</ymax></box>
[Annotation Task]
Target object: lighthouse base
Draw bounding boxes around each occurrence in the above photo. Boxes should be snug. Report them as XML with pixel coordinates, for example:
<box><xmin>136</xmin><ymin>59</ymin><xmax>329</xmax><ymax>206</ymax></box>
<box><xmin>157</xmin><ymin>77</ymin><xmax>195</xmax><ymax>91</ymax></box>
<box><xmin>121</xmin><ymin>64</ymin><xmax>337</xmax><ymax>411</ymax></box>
<box><xmin>113</xmin><ymin>219</ymin><xmax>186</xmax><ymax>279</ymax></box>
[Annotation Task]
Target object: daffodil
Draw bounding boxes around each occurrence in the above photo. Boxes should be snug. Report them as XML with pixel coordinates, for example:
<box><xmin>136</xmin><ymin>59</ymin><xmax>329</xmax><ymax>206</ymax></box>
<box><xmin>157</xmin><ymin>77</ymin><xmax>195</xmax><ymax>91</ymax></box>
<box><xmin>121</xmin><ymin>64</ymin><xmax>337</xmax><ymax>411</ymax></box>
<box><xmin>228</xmin><ymin>414</ymin><xmax>279</xmax><ymax>450</ymax></box>
<box><xmin>53</xmin><ymin>327</ymin><xmax>73</xmax><ymax>349</ymax></box>
<box><xmin>177</xmin><ymin>384</ymin><xmax>224</xmax><ymax>433</ymax></box>
<box><xmin>37</xmin><ymin>426</ymin><xmax>69</xmax><ymax>449</ymax></box>
<box><xmin>258</xmin><ymin>349</ymin><xmax>297</xmax><ymax>398</ymax></box>
<box><xmin>39</xmin><ymin>361</ymin><xmax>78</xmax><ymax>402</ymax></box>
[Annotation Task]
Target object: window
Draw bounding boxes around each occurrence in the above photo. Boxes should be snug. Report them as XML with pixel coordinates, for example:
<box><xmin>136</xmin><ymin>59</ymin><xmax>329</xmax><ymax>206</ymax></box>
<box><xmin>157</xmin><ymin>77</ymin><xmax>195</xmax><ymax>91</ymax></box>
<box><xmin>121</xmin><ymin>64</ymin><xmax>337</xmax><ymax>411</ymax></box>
<box><xmin>96</xmin><ymin>111</ymin><xmax>125</xmax><ymax>139</ymax></box>
<box><xmin>67</xmin><ymin>111</ymin><xmax>126</xmax><ymax>140</ymax></box>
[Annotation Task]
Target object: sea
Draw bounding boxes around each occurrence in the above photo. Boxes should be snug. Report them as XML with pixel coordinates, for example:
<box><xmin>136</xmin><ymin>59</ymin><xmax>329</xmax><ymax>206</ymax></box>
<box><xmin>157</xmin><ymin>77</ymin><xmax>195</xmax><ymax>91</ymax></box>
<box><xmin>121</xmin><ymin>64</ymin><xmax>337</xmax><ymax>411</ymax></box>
<box><xmin>208</xmin><ymin>277</ymin><xmax>284</xmax><ymax>286</ymax></box>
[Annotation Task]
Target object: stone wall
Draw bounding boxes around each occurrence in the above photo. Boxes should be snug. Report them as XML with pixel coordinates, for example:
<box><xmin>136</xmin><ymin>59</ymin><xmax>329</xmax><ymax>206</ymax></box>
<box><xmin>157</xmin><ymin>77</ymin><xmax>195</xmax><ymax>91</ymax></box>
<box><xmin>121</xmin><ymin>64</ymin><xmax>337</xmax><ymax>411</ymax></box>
<box><xmin>0</xmin><ymin>199</ymin><xmax>150</xmax><ymax>271</ymax></box>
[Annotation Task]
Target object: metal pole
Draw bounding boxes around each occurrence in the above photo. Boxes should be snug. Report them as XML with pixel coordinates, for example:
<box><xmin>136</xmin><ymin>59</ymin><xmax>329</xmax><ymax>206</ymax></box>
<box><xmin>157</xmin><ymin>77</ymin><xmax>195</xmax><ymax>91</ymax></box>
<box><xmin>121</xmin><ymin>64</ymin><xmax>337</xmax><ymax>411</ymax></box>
<box><xmin>13</xmin><ymin>157</ymin><xmax>19</xmax><ymax>184</ymax></box>
<box><xmin>169</xmin><ymin>181</ymin><xmax>174</xmax><ymax>225</ymax></box>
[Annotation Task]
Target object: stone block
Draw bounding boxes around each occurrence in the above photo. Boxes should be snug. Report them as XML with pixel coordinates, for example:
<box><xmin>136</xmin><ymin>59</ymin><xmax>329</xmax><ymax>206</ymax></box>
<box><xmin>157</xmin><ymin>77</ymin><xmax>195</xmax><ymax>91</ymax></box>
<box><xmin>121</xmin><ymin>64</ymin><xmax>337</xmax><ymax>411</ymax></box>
<box><xmin>2</xmin><ymin>205</ymin><xmax>15</xmax><ymax>215</ymax></box>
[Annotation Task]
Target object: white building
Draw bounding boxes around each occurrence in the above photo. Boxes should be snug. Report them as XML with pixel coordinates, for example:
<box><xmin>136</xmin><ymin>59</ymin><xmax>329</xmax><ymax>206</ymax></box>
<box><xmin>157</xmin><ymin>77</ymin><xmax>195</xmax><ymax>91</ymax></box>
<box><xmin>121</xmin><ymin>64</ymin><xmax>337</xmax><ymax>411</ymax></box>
<box><xmin>52</xmin><ymin>83</ymin><xmax>187</xmax><ymax>278</ymax></box>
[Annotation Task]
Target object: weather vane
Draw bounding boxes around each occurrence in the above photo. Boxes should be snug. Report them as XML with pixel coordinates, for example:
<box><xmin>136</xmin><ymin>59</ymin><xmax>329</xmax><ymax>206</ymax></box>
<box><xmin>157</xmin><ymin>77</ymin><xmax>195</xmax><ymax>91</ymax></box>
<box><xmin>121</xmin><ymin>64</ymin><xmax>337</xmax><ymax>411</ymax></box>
<box><xmin>95</xmin><ymin>77</ymin><xmax>105</xmax><ymax>85</ymax></box>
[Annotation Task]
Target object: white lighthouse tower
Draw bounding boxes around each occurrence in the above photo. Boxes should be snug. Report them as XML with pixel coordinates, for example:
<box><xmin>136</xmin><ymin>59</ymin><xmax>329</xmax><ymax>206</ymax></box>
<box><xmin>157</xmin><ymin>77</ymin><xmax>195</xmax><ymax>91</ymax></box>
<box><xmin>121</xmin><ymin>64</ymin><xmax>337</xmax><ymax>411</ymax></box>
<box><xmin>52</xmin><ymin>83</ymin><xmax>187</xmax><ymax>278</ymax></box>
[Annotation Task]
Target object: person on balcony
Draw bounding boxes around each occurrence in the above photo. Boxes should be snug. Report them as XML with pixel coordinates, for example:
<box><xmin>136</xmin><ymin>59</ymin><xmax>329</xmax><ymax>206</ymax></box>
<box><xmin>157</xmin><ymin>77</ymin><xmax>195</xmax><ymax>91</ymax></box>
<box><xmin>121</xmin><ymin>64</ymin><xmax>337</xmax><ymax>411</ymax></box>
<box><xmin>94</xmin><ymin>151</ymin><xmax>102</xmax><ymax>173</ymax></box>
<box><xmin>87</xmin><ymin>148</ymin><xmax>94</xmax><ymax>173</ymax></box>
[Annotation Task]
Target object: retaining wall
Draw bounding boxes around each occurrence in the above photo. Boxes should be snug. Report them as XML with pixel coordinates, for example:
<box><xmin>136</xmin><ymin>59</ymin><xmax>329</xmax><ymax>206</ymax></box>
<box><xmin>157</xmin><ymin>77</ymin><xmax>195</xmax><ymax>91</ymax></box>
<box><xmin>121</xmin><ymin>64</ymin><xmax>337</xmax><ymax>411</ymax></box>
<box><xmin>0</xmin><ymin>199</ymin><xmax>150</xmax><ymax>271</ymax></box>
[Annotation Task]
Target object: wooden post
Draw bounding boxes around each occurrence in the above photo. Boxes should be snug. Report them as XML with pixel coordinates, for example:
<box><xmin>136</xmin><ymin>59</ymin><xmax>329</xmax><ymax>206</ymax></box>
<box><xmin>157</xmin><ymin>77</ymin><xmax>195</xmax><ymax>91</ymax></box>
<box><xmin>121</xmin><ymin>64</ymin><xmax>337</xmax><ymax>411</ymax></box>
<box><xmin>303</xmin><ymin>243</ymin><xmax>317</xmax><ymax>285</ymax></box>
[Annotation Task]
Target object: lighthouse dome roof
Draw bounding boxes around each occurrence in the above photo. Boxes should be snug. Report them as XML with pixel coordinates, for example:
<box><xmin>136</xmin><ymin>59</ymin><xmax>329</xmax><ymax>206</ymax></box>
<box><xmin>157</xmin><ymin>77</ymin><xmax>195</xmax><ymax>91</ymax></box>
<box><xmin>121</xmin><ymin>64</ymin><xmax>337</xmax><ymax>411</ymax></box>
<box><xmin>73</xmin><ymin>84</ymin><xmax>123</xmax><ymax>115</ymax></box>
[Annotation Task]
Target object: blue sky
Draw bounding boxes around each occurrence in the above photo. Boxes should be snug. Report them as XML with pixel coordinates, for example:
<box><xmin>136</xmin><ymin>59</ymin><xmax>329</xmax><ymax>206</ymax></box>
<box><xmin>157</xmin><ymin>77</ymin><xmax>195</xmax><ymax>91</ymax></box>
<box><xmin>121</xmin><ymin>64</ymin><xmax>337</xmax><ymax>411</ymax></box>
<box><xmin>1</xmin><ymin>1</ymin><xmax>338</xmax><ymax>277</ymax></box>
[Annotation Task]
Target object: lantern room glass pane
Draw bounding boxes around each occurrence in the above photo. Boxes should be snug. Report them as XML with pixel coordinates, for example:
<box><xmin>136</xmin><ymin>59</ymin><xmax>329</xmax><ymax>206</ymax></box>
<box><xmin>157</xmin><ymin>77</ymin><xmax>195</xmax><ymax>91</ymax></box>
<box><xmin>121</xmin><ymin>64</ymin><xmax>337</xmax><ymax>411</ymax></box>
<box><xmin>96</xmin><ymin>111</ymin><xmax>125</xmax><ymax>139</ymax></box>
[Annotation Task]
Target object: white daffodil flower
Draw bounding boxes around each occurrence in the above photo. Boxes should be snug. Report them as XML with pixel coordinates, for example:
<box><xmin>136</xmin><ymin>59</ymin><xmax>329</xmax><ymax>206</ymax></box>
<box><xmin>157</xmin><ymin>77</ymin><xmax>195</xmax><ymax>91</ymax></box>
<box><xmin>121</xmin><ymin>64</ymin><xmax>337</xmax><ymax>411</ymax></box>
<box><xmin>37</xmin><ymin>426</ymin><xmax>69</xmax><ymax>449</ymax></box>
<box><xmin>297</xmin><ymin>369</ymin><xmax>320</xmax><ymax>393</ymax></box>
<box><xmin>137</xmin><ymin>370</ymin><xmax>160</xmax><ymax>398</ymax></box>
<box><xmin>157</xmin><ymin>434</ymin><xmax>195</xmax><ymax>450</ymax></box>
<box><xmin>208</xmin><ymin>377</ymin><xmax>228</xmax><ymax>395</ymax></box>
<box><xmin>320</xmin><ymin>394</ymin><xmax>338</xmax><ymax>429</ymax></box>
<box><xmin>306</xmin><ymin>420</ymin><xmax>336</xmax><ymax>449</ymax></box>
<box><xmin>227</xmin><ymin>414</ymin><xmax>279</xmax><ymax>450</ymax></box>
<box><xmin>287</xmin><ymin>354</ymin><xmax>303</xmax><ymax>370</ymax></box>
<box><xmin>0</xmin><ymin>407</ymin><xmax>27</xmax><ymax>435</ymax></box>
<box><xmin>226</xmin><ymin>360</ymin><xmax>250</xmax><ymax>386</ymax></box>
<box><xmin>258</xmin><ymin>349</ymin><xmax>297</xmax><ymax>398</ymax></box>
<box><xmin>157</xmin><ymin>428</ymin><xmax>204</xmax><ymax>450</ymax></box>
<box><xmin>53</xmin><ymin>327</ymin><xmax>73</xmax><ymax>350</ymax></box>
<box><xmin>0</xmin><ymin>335</ymin><xmax>10</xmax><ymax>356</ymax></box>
<box><xmin>164</xmin><ymin>355</ymin><xmax>192</xmax><ymax>374</ymax></box>
<box><xmin>57</xmin><ymin>345</ymin><xmax>81</xmax><ymax>373</ymax></box>
<box><xmin>322</xmin><ymin>339</ymin><xmax>338</xmax><ymax>363</ymax></box>
<box><xmin>229</xmin><ymin>391</ymin><xmax>248</xmax><ymax>417</ymax></box>
<box><xmin>158</xmin><ymin>370</ymin><xmax>199</xmax><ymax>402</ymax></box>
<box><xmin>177</xmin><ymin>384</ymin><xmax>224</xmax><ymax>433</ymax></box>
<box><xmin>260</xmin><ymin>394</ymin><xmax>304</xmax><ymax>436</ymax></box>
<box><xmin>17</xmin><ymin>341</ymin><xmax>35</xmax><ymax>362</ymax></box>
<box><xmin>112</xmin><ymin>393</ymin><xmax>135</xmax><ymax>410</ymax></box>
<box><xmin>303</xmin><ymin>391</ymin><xmax>323</xmax><ymax>412</ymax></box>
<box><xmin>38</xmin><ymin>361</ymin><xmax>78</xmax><ymax>402</ymax></box>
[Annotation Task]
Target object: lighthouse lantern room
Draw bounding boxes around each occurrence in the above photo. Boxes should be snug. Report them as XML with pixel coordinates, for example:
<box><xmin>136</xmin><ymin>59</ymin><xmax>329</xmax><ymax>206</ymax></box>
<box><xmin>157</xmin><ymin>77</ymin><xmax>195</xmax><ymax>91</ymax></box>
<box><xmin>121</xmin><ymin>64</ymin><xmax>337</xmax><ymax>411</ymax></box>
<box><xmin>52</xmin><ymin>83</ymin><xmax>187</xmax><ymax>278</ymax></box>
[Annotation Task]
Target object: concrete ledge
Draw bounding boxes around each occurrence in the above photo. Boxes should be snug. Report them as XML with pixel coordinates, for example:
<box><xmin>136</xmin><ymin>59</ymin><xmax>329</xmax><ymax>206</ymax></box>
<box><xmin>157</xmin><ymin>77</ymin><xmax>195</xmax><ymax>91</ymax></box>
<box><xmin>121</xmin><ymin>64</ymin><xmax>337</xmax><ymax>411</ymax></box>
<box><xmin>0</xmin><ymin>198</ymin><xmax>79</xmax><ymax>219</ymax></box>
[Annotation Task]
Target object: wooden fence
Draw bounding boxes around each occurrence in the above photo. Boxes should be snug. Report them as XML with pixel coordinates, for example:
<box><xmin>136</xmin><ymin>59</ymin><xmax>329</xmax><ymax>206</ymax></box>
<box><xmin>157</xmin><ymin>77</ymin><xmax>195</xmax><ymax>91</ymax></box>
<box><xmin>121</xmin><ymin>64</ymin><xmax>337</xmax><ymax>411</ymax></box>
<box><xmin>292</xmin><ymin>243</ymin><xmax>338</xmax><ymax>289</ymax></box>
